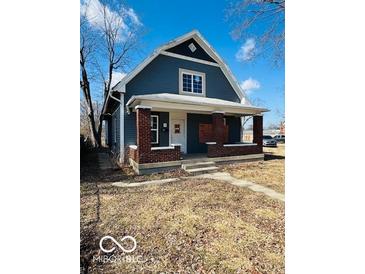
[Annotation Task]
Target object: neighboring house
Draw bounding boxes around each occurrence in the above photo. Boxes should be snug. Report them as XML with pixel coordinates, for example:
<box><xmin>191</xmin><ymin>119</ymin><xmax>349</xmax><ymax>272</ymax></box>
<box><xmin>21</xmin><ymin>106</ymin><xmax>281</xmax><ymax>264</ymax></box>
<box><xmin>102</xmin><ymin>30</ymin><xmax>268</xmax><ymax>174</ymax></box>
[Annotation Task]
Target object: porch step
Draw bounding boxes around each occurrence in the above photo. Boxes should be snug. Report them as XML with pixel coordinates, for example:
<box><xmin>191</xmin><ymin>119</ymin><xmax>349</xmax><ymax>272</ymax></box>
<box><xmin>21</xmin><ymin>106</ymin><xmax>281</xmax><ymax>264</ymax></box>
<box><xmin>186</xmin><ymin>166</ymin><xmax>219</xmax><ymax>175</ymax></box>
<box><xmin>182</xmin><ymin>161</ymin><xmax>215</xmax><ymax>170</ymax></box>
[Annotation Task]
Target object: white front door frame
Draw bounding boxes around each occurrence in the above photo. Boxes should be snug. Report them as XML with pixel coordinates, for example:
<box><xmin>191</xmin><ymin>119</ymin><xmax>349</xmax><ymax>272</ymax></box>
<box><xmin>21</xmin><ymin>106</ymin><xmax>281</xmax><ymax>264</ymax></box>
<box><xmin>169</xmin><ymin>112</ymin><xmax>187</xmax><ymax>154</ymax></box>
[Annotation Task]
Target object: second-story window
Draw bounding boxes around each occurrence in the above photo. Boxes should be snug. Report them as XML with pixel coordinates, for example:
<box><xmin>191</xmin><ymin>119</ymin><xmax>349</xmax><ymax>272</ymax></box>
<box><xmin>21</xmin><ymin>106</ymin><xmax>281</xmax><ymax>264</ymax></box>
<box><xmin>182</xmin><ymin>73</ymin><xmax>192</xmax><ymax>92</ymax></box>
<box><xmin>179</xmin><ymin>68</ymin><xmax>206</xmax><ymax>96</ymax></box>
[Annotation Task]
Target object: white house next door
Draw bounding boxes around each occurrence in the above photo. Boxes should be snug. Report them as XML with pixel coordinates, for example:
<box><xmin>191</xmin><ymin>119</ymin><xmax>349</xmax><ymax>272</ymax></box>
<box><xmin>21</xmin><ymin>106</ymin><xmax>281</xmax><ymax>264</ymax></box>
<box><xmin>171</xmin><ymin>119</ymin><xmax>186</xmax><ymax>153</ymax></box>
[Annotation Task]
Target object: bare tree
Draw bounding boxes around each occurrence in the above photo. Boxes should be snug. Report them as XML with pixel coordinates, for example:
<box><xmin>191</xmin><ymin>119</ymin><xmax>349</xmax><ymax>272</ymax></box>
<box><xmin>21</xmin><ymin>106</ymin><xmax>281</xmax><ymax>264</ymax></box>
<box><xmin>267</xmin><ymin>122</ymin><xmax>280</xmax><ymax>130</ymax></box>
<box><xmin>80</xmin><ymin>16</ymin><xmax>100</xmax><ymax>147</ymax></box>
<box><xmin>227</xmin><ymin>0</ymin><xmax>285</xmax><ymax>65</ymax></box>
<box><xmin>80</xmin><ymin>99</ymin><xmax>90</xmax><ymax>138</ymax></box>
<box><xmin>80</xmin><ymin>0</ymin><xmax>142</xmax><ymax>147</ymax></box>
<box><xmin>99</xmin><ymin>4</ymin><xmax>141</xmax><ymax>99</ymax></box>
<box><xmin>275</xmin><ymin>108</ymin><xmax>285</xmax><ymax>120</ymax></box>
<box><xmin>241</xmin><ymin>97</ymin><xmax>266</xmax><ymax>129</ymax></box>
<box><xmin>80</xmin><ymin>99</ymin><xmax>103</xmax><ymax>140</ymax></box>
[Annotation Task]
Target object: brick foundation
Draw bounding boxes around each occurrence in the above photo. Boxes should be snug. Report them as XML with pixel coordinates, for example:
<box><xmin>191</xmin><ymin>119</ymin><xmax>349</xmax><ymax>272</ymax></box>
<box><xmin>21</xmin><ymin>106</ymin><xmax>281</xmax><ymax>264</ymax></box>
<box><xmin>129</xmin><ymin>145</ymin><xmax>181</xmax><ymax>164</ymax></box>
<box><xmin>148</xmin><ymin>146</ymin><xmax>181</xmax><ymax>163</ymax></box>
<box><xmin>207</xmin><ymin>144</ymin><xmax>262</xmax><ymax>157</ymax></box>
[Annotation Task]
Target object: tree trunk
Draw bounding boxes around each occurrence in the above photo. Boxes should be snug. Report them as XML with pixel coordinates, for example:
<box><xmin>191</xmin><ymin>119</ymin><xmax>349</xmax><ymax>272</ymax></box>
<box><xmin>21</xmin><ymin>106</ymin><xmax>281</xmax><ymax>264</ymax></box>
<box><xmin>96</xmin><ymin>114</ymin><xmax>103</xmax><ymax>147</ymax></box>
<box><xmin>80</xmin><ymin>56</ymin><xmax>101</xmax><ymax>148</ymax></box>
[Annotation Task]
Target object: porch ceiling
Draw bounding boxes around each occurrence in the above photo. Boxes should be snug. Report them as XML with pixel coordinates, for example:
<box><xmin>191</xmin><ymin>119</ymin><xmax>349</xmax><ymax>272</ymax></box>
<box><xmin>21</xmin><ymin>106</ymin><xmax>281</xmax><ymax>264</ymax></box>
<box><xmin>126</xmin><ymin>93</ymin><xmax>269</xmax><ymax>115</ymax></box>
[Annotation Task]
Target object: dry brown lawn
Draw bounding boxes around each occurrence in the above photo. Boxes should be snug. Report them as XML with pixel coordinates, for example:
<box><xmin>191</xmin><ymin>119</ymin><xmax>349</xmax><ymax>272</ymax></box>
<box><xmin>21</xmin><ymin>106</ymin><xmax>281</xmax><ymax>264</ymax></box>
<box><xmin>80</xmin><ymin>150</ymin><xmax>285</xmax><ymax>273</ymax></box>
<box><xmin>264</xmin><ymin>145</ymin><xmax>285</xmax><ymax>158</ymax></box>
<box><xmin>221</xmin><ymin>145</ymin><xmax>285</xmax><ymax>194</ymax></box>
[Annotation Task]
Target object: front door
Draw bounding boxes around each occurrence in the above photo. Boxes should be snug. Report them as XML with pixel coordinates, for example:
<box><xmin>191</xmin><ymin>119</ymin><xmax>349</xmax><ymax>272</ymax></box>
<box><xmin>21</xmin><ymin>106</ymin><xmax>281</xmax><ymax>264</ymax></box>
<box><xmin>171</xmin><ymin>119</ymin><xmax>186</xmax><ymax>153</ymax></box>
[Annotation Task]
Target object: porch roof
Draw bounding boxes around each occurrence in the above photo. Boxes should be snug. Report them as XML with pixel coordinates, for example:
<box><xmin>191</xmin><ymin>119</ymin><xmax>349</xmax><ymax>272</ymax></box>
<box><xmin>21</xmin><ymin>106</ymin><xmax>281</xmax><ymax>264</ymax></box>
<box><xmin>126</xmin><ymin>93</ymin><xmax>269</xmax><ymax>115</ymax></box>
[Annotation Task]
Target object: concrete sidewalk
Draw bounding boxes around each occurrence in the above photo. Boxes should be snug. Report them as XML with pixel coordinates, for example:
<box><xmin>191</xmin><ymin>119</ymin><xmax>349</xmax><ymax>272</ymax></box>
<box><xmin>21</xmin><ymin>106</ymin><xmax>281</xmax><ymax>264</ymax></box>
<box><xmin>112</xmin><ymin>178</ymin><xmax>180</xmax><ymax>187</ymax></box>
<box><xmin>112</xmin><ymin>170</ymin><xmax>284</xmax><ymax>202</ymax></box>
<box><xmin>194</xmin><ymin>172</ymin><xmax>285</xmax><ymax>202</ymax></box>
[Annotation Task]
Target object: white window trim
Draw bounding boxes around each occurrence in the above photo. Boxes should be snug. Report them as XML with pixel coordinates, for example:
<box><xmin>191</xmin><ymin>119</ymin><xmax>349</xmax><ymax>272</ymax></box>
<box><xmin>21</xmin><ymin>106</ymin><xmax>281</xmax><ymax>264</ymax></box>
<box><xmin>160</xmin><ymin>51</ymin><xmax>220</xmax><ymax>67</ymax></box>
<box><xmin>179</xmin><ymin>68</ymin><xmax>206</xmax><ymax>97</ymax></box>
<box><xmin>151</xmin><ymin>115</ymin><xmax>159</xmax><ymax>144</ymax></box>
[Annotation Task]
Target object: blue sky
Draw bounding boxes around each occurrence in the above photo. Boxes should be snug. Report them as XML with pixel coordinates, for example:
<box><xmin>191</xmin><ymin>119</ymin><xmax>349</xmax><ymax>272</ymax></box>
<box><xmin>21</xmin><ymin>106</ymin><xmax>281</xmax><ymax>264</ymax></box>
<box><xmin>83</xmin><ymin>0</ymin><xmax>284</xmax><ymax>127</ymax></box>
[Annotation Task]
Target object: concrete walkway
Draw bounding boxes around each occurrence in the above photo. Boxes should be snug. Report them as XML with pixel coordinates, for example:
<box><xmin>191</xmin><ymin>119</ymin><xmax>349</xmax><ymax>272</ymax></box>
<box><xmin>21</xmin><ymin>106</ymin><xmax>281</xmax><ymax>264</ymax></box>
<box><xmin>194</xmin><ymin>172</ymin><xmax>285</xmax><ymax>202</ymax></box>
<box><xmin>97</xmin><ymin>152</ymin><xmax>114</xmax><ymax>170</ymax></box>
<box><xmin>112</xmin><ymin>171</ymin><xmax>284</xmax><ymax>202</ymax></box>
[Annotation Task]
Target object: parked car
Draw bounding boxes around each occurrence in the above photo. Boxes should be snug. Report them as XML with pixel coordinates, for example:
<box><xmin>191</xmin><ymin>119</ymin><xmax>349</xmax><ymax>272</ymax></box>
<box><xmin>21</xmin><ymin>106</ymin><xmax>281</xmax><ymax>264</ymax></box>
<box><xmin>263</xmin><ymin>135</ymin><xmax>277</xmax><ymax>147</ymax></box>
<box><xmin>274</xmin><ymin>134</ymin><xmax>285</xmax><ymax>143</ymax></box>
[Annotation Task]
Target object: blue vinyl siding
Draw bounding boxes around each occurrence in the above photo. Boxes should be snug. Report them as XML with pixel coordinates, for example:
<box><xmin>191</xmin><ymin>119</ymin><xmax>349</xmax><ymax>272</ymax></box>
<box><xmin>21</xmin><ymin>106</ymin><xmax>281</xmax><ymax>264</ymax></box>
<box><xmin>124</xmin><ymin>54</ymin><xmax>241</xmax><ymax>147</ymax></box>
<box><xmin>124</xmin><ymin>110</ymin><xmax>136</xmax><ymax>147</ymax></box>
<box><xmin>125</xmin><ymin>54</ymin><xmax>240</xmax><ymax>102</ymax></box>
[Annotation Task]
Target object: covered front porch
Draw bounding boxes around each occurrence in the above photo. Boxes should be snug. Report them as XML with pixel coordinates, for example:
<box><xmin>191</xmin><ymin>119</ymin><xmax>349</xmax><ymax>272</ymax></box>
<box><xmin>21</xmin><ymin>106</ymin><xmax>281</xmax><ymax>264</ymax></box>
<box><xmin>126</xmin><ymin>93</ymin><xmax>268</xmax><ymax>174</ymax></box>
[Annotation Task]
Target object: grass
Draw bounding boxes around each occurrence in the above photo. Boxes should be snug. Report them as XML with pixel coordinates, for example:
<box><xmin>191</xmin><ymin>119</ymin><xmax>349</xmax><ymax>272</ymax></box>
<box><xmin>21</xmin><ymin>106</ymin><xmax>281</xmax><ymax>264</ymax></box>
<box><xmin>80</xmin><ymin>150</ymin><xmax>285</xmax><ymax>273</ymax></box>
<box><xmin>221</xmin><ymin>145</ymin><xmax>285</xmax><ymax>194</ymax></box>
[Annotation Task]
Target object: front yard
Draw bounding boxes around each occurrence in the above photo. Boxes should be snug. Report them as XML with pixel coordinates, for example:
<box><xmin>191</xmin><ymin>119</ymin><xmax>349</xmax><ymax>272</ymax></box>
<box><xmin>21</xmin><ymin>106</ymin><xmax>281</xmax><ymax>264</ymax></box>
<box><xmin>80</xmin><ymin>147</ymin><xmax>285</xmax><ymax>273</ymax></box>
<box><xmin>221</xmin><ymin>145</ymin><xmax>285</xmax><ymax>194</ymax></box>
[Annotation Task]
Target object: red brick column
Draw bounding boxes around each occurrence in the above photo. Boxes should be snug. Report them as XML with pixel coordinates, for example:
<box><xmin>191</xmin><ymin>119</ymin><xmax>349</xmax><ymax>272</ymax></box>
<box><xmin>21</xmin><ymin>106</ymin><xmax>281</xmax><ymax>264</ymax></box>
<box><xmin>136</xmin><ymin>106</ymin><xmax>151</xmax><ymax>163</ymax></box>
<box><xmin>212</xmin><ymin>112</ymin><xmax>225</xmax><ymax>145</ymax></box>
<box><xmin>253</xmin><ymin>115</ymin><xmax>263</xmax><ymax>149</ymax></box>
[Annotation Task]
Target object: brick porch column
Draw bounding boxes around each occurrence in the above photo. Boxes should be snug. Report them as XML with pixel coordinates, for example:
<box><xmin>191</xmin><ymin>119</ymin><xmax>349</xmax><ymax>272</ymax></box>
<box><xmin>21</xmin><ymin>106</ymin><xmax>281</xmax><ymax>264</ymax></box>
<box><xmin>136</xmin><ymin>105</ymin><xmax>152</xmax><ymax>163</ymax></box>
<box><xmin>253</xmin><ymin>115</ymin><xmax>263</xmax><ymax>149</ymax></box>
<box><xmin>212</xmin><ymin>111</ymin><xmax>225</xmax><ymax>145</ymax></box>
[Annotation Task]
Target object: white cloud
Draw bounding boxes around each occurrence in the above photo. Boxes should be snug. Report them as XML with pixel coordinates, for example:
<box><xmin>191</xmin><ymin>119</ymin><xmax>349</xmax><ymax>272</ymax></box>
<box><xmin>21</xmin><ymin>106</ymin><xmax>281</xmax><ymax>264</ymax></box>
<box><xmin>110</xmin><ymin>71</ymin><xmax>127</xmax><ymax>88</ymax></box>
<box><xmin>80</xmin><ymin>0</ymin><xmax>107</xmax><ymax>29</ymax></box>
<box><xmin>236</xmin><ymin>38</ymin><xmax>256</xmax><ymax>62</ymax></box>
<box><xmin>80</xmin><ymin>0</ymin><xmax>141</xmax><ymax>41</ymax></box>
<box><xmin>240</xmin><ymin>78</ymin><xmax>261</xmax><ymax>95</ymax></box>
<box><xmin>121</xmin><ymin>7</ymin><xmax>141</xmax><ymax>26</ymax></box>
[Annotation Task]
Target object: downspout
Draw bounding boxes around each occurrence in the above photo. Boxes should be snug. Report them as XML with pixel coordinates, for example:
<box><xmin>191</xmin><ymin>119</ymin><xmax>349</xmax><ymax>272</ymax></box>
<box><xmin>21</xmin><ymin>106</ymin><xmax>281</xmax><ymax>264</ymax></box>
<box><xmin>107</xmin><ymin>88</ymin><xmax>124</xmax><ymax>164</ymax></box>
<box><xmin>109</xmin><ymin>92</ymin><xmax>121</xmax><ymax>104</ymax></box>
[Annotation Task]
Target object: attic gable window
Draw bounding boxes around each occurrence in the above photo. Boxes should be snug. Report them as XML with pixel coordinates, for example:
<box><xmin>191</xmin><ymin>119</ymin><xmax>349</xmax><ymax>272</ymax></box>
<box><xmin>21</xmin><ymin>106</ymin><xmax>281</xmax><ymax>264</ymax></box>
<box><xmin>179</xmin><ymin>68</ymin><xmax>206</xmax><ymax>97</ymax></box>
<box><xmin>188</xmin><ymin>43</ymin><xmax>197</xmax><ymax>52</ymax></box>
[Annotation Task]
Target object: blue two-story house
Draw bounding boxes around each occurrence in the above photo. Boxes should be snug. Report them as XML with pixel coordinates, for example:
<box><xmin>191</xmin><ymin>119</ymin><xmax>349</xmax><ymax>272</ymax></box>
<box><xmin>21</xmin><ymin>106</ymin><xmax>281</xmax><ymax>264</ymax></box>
<box><xmin>102</xmin><ymin>30</ymin><xmax>268</xmax><ymax>174</ymax></box>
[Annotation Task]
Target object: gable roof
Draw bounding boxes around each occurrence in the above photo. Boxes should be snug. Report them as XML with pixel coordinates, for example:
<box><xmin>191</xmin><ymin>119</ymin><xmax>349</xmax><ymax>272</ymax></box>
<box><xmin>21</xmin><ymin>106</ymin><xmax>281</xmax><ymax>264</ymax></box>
<box><xmin>166</xmin><ymin>37</ymin><xmax>217</xmax><ymax>63</ymax></box>
<box><xmin>110</xmin><ymin>30</ymin><xmax>250</xmax><ymax>104</ymax></box>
